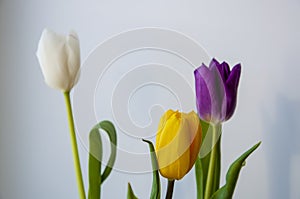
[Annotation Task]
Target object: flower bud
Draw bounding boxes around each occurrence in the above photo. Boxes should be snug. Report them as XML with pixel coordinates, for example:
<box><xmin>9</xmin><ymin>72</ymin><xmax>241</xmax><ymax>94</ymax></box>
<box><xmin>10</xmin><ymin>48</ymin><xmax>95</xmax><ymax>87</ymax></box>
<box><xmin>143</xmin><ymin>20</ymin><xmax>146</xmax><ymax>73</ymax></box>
<box><xmin>194</xmin><ymin>58</ymin><xmax>241</xmax><ymax>123</ymax></box>
<box><xmin>155</xmin><ymin>110</ymin><xmax>202</xmax><ymax>180</ymax></box>
<box><xmin>36</xmin><ymin>29</ymin><xmax>80</xmax><ymax>92</ymax></box>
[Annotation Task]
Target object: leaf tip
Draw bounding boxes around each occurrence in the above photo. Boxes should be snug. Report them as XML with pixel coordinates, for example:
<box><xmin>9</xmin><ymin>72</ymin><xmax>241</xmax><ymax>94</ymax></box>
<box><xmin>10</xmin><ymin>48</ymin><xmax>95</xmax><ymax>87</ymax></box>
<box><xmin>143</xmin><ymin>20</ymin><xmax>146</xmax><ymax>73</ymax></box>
<box><xmin>142</xmin><ymin>139</ymin><xmax>151</xmax><ymax>144</ymax></box>
<box><xmin>254</xmin><ymin>141</ymin><xmax>262</xmax><ymax>149</ymax></box>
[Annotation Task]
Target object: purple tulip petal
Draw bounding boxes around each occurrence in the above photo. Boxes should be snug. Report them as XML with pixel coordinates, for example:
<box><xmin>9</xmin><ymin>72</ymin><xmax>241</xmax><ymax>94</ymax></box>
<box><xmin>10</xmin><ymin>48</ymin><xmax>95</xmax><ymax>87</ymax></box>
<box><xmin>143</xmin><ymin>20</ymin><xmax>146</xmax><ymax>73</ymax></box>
<box><xmin>209</xmin><ymin>58</ymin><xmax>220</xmax><ymax>69</ymax></box>
<box><xmin>194</xmin><ymin>59</ymin><xmax>242</xmax><ymax>123</ymax></box>
<box><xmin>224</xmin><ymin>64</ymin><xmax>241</xmax><ymax>120</ymax></box>
<box><xmin>194</xmin><ymin>63</ymin><xmax>227</xmax><ymax>123</ymax></box>
<box><xmin>194</xmin><ymin>65</ymin><xmax>212</xmax><ymax>121</ymax></box>
<box><xmin>226</xmin><ymin>64</ymin><xmax>241</xmax><ymax>90</ymax></box>
<box><xmin>217</xmin><ymin>61</ymin><xmax>230</xmax><ymax>82</ymax></box>
<box><xmin>210</xmin><ymin>65</ymin><xmax>227</xmax><ymax>122</ymax></box>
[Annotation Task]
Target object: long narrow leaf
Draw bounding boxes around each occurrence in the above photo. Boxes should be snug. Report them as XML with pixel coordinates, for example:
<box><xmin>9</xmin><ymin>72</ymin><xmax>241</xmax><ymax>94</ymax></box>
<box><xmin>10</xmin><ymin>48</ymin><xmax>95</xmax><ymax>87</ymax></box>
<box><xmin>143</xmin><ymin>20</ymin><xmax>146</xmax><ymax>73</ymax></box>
<box><xmin>99</xmin><ymin>121</ymin><xmax>117</xmax><ymax>183</ymax></box>
<box><xmin>143</xmin><ymin>139</ymin><xmax>161</xmax><ymax>199</ymax></box>
<box><xmin>196</xmin><ymin>120</ymin><xmax>222</xmax><ymax>199</ymax></box>
<box><xmin>195</xmin><ymin>119</ymin><xmax>211</xmax><ymax>199</ymax></box>
<box><xmin>88</xmin><ymin>129</ymin><xmax>102</xmax><ymax>199</ymax></box>
<box><xmin>88</xmin><ymin>120</ymin><xmax>117</xmax><ymax>199</ymax></box>
<box><xmin>211</xmin><ymin>142</ymin><xmax>261</xmax><ymax>199</ymax></box>
<box><xmin>127</xmin><ymin>183</ymin><xmax>138</xmax><ymax>199</ymax></box>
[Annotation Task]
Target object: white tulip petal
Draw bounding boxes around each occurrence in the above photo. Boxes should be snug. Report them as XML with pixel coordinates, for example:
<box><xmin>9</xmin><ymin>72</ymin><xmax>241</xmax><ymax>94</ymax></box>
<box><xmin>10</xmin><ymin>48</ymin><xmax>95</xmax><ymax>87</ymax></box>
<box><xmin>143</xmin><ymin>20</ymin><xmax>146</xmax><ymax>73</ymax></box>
<box><xmin>36</xmin><ymin>29</ymin><xmax>81</xmax><ymax>91</ymax></box>
<box><xmin>66</xmin><ymin>31</ymin><xmax>80</xmax><ymax>89</ymax></box>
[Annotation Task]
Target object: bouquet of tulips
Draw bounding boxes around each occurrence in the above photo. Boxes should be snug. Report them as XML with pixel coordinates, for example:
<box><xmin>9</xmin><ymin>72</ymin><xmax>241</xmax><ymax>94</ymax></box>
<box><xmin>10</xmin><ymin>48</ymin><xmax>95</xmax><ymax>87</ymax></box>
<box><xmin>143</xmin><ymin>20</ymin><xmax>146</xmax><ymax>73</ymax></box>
<box><xmin>37</xmin><ymin>29</ymin><xmax>260</xmax><ymax>199</ymax></box>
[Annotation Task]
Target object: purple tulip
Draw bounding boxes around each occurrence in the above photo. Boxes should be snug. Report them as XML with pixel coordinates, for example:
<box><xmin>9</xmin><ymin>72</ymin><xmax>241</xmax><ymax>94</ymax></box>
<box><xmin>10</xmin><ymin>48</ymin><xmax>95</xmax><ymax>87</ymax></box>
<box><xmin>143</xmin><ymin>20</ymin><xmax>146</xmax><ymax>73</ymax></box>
<box><xmin>194</xmin><ymin>58</ymin><xmax>241</xmax><ymax>123</ymax></box>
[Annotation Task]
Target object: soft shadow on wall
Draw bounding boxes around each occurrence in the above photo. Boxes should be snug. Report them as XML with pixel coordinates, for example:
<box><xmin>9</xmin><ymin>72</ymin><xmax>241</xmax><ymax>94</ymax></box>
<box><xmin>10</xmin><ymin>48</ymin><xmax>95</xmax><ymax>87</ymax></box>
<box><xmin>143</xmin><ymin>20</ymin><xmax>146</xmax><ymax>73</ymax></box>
<box><xmin>263</xmin><ymin>95</ymin><xmax>300</xmax><ymax>199</ymax></box>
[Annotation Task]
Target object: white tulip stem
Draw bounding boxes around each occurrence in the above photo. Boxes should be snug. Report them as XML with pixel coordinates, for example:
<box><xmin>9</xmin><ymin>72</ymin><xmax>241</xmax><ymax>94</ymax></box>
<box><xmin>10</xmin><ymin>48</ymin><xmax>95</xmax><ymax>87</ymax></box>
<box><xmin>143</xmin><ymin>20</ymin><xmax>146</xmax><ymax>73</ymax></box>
<box><xmin>64</xmin><ymin>92</ymin><xmax>86</xmax><ymax>199</ymax></box>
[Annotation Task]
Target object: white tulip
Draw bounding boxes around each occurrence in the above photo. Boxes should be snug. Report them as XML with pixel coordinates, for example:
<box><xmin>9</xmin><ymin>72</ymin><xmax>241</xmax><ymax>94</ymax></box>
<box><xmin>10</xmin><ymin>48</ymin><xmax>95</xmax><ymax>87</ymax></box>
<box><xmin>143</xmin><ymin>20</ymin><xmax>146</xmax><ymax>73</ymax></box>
<box><xmin>36</xmin><ymin>29</ymin><xmax>80</xmax><ymax>92</ymax></box>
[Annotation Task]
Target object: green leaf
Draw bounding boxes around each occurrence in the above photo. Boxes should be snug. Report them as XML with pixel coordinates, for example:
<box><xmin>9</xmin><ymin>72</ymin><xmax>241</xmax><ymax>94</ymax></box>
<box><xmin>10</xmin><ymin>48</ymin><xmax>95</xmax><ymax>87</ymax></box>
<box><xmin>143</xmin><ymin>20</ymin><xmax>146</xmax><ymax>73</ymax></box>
<box><xmin>88</xmin><ymin>120</ymin><xmax>117</xmax><ymax>199</ymax></box>
<box><xmin>195</xmin><ymin>119</ymin><xmax>212</xmax><ymax>199</ymax></box>
<box><xmin>127</xmin><ymin>183</ymin><xmax>138</xmax><ymax>199</ymax></box>
<box><xmin>203</xmin><ymin>124</ymin><xmax>222</xmax><ymax>199</ymax></box>
<box><xmin>199</xmin><ymin>119</ymin><xmax>211</xmax><ymax>192</ymax></box>
<box><xmin>99</xmin><ymin>121</ymin><xmax>117</xmax><ymax>183</ymax></box>
<box><xmin>143</xmin><ymin>139</ymin><xmax>161</xmax><ymax>199</ymax></box>
<box><xmin>211</xmin><ymin>142</ymin><xmax>261</xmax><ymax>199</ymax></box>
<box><xmin>88</xmin><ymin>128</ymin><xmax>102</xmax><ymax>199</ymax></box>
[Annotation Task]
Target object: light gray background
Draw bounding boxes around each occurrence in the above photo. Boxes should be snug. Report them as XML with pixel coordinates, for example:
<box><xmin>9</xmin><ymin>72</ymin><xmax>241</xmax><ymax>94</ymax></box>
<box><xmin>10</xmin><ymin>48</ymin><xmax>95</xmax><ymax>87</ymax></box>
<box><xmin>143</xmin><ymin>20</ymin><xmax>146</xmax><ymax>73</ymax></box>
<box><xmin>1</xmin><ymin>0</ymin><xmax>300</xmax><ymax>199</ymax></box>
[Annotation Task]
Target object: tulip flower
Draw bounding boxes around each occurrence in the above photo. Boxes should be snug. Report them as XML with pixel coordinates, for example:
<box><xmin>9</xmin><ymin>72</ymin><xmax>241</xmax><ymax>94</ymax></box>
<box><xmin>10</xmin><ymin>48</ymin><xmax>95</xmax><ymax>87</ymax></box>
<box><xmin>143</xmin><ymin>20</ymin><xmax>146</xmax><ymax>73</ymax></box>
<box><xmin>36</xmin><ymin>29</ymin><xmax>80</xmax><ymax>92</ymax></box>
<box><xmin>194</xmin><ymin>58</ymin><xmax>241</xmax><ymax>123</ymax></box>
<box><xmin>36</xmin><ymin>29</ymin><xmax>85</xmax><ymax>199</ymax></box>
<box><xmin>155</xmin><ymin>110</ymin><xmax>202</xmax><ymax>180</ymax></box>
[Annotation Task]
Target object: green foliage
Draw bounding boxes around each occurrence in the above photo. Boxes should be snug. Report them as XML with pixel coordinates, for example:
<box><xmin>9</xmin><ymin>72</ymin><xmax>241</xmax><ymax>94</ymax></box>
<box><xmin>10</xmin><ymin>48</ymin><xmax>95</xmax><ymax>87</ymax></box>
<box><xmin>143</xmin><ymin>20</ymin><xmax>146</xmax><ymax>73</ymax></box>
<box><xmin>88</xmin><ymin>128</ymin><xmax>102</xmax><ymax>199</ymax></box>
<box><xmin>143</xmin><ymin>139</ymin><xmax>161</xmax><ymax>199</ymax></box>
<box><xmin>195</xmin><ymin>119</ymin><xmax>218</xmax><ymax>199</ymax></box>
<box><xmin>211</xmin><ymin>142</ymin><xmax>261</xmax><ymax>199</ymax></box>
<box><xmin>127</xmin><ymin>183</ymin><xmax>138</xmax><ymax>199</ymax></box>
<box><xmin>88</xmin><ymin>120</ymin><xmax>117</xmax><ymax>199</ymax></box>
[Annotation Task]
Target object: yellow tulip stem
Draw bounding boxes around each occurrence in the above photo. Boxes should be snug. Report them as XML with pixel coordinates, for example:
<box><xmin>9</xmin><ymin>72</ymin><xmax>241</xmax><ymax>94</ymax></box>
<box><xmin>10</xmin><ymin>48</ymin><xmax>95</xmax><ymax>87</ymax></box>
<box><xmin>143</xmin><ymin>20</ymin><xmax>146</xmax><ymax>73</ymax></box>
<box><xmin>64</xmin><ymin>92</ymin><xmax>86</xmax><ymax>199</ymax></box>
<box><xmin>204</xmin><ymin>124</ymin><xmax>218</xmax><ymax>199</ymax></box>
<box><xmin>165</xmin><ymin>180</ymin><xmax>175</xmax><ymax>199</ymax></box>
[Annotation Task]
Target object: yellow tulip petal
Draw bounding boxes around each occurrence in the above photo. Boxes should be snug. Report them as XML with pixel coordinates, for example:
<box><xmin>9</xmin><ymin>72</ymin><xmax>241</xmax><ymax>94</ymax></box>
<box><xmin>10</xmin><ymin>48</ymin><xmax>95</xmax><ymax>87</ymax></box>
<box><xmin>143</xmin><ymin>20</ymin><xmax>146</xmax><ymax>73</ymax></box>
<box><xmin>155</xmin><ymin>110</ymin><xmax>202</xmax><ymax>180</ymax></box>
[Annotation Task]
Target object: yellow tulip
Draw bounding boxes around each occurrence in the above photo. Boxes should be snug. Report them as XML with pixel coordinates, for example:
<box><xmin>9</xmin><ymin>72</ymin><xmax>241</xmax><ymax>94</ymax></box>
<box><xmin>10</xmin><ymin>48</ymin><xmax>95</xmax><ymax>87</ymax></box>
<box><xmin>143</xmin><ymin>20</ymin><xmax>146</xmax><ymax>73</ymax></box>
<box><xmin>155</xmin><ymin>110</ymin><xmax>202</xmax><ymax>180</ymax></box>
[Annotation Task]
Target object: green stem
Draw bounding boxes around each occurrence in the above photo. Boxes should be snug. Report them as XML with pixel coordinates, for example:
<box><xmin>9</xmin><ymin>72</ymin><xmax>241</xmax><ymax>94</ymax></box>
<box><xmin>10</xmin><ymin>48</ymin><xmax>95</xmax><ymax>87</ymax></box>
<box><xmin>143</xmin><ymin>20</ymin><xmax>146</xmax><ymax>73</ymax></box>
<box><xmin>165</xmin><ymin>180</ymin><xmax>175</xmax><ymax>199</ymax></box>
<box><xmin>204</xmin><ymin>124</ymin><xmax>218</xmax><ymax>199</ymax></box>
<box><xmin>64</xmin><ymin>92</ymin><xmax>86</xmax><ymax>199</ymax></box>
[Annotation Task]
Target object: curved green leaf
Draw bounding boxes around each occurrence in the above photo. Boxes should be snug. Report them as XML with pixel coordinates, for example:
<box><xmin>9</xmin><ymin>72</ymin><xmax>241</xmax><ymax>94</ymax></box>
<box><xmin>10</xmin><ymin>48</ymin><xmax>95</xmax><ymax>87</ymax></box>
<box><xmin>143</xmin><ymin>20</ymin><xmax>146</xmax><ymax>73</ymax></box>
<box><xmin>143</xmin><ymin>139</ymin><xmax>161</xmax><ymax>199</ymax></box>
<box><xmin>88</xmin><ymin>120</ymin><xmax>117</xmax><ymax>199</ymax></box>
<box><xmin>99</xmin><ymin>121</ymin><xmax>117</xmax><ymax>183</ymax></box>
<box><xmin>127</xmin><ymin>183</ymin><xmax>138</xmax><ymax>199</ymax></box>
<box><xmin>88</xmin><ymin>128</ymin><xmax>102</xmax><ymax>199</ymax></box>
<box><xmin>211</xmin><ymin>142</ymin><xmax>261</xmax><ymax>199</ymax></box>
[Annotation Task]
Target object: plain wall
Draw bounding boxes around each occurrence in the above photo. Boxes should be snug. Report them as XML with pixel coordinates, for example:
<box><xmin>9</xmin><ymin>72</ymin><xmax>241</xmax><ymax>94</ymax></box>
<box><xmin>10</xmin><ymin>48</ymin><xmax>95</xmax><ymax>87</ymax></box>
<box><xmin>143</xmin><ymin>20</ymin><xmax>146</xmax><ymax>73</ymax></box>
<box><xmin>1</xmin><ymin>0</ymin><xmax>300</xmax><ymax>198</ymax></box>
